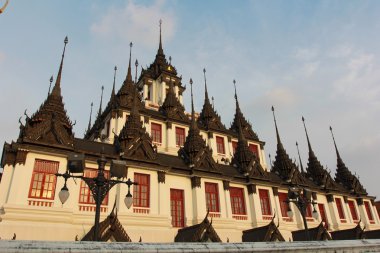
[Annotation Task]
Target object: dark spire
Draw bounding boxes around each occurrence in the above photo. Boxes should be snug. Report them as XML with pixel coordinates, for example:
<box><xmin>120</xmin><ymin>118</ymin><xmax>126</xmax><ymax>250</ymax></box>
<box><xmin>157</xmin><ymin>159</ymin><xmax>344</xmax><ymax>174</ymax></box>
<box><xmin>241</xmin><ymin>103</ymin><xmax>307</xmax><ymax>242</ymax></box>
<box><xmin>230</xmin><ymin>80</ymin><xmax>259</xmax><ymax>141</ymax></box>
<box><xmin>190</xmin><ymin>78</ymin><xmax>196</xmax><ymax>130</ymax></box>
<box><xmin>48</xmin><ymin>75</ymin><xmax>53</xmax><ymax>97</ymax></box>
<box><xmin>97</xmin><ymin>86</ymin><xmax>104</xmax><ymax>117</ymax></box>
<box><xmin>158</xmin><ymin>19</ymin><xmax>164</xmax><ymax>56</ymax></box>
<box><xmin>329</xmin><ymin>126</ymin><xmax>367</xmax><ymax>195</ymax></box>
<box><xmin>302</xmin><ymin>116</ymin><xmax>313</xmax><ymax>153</ymax></box>
<box><xmin>296</xmin><ymin>141</ymin><xmax>305</xmax><ymax>173</ymax></box>
<box><xmin>198</xmin><ymin>68</ymin><xmax>226</xmax><ymax>131</ymax></box>
<box><xmin>134</xmin><ymin>59</ymin><xmax>138</xmax><ymax>84</ymax></box>
<box><xmin>270</xmin><ymin>106</ymin><xmax>304</xmax><ymax>184</ymax></box>
<box><xmin>111</xmin><ymin>66</ymin><xmax>117</xmax><ymax>98</ymax></box>
<box><xmin>203</xmin><ymin>68</ymin><xmax>209</xmax><ymax>100</ymax></box>
<box><xmin>87</xmin><ymin>102</ymin><xmax>93</xmax><ymax>134</ymax></box>
<box><xmin>51</xmin><ymin>36</ymin><xmax>68</xmax><ymax>97</ymax></box>
<box><xmin>160</xmin><ymin>75</ymin><xmax>187</xmax><ymax>121</ymax></box>
<box><xmin>126</xmin><ymin>42</ymin><xmax>133</xmax><ymax>83</ymax></box>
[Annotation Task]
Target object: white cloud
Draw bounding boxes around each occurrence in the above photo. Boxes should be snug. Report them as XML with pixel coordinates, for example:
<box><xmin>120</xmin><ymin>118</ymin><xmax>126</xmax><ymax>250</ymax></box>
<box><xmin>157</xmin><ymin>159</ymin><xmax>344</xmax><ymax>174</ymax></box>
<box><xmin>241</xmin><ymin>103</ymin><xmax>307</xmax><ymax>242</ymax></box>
<box><xmin>328</xmin><ymin>44</ymin><xmax>353</xmax><ymax>58</ymax></box>
<box><xmin>257</xmin><ymin>87</ymin><xmax>298</xmax><ymax>109</ymax></box>
<box><xmin>91</xmin><ymin>0</ymin><xmax>176</xmax><ymax>49</ymax></box>
<box><xmin>302</xmin><ymin>61</ymin><xmax>320</xmax><ymax>77</ymax></box>
<box><xmin>293</xmin><ymin>47</ymin><xmax>319</xmax><ymax>61</ymax></box>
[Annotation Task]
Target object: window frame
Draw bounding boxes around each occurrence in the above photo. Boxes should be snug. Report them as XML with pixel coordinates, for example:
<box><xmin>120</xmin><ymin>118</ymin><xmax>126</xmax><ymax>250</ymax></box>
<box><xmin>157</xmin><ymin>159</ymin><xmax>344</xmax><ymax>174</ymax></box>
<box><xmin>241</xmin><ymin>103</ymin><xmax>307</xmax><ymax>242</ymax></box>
<box><xmin>318</xmin><ymin>203</ymin><xmax>329</xmax><ymax>228</ymax></box>
<box><xmin>348</xmin><ymin>200</ymin><xmax>359</xmax><ymax>222</ymax></box>
<box><xmin>175</xmin><ymin>127</ymin><xmax>186</xmax><ymax>147</ymax></box>
<box><xmin>259</xmin><ymin>189</ymin><xmax>272</xmax><ymax>216</ymax></box>
<box><xmin>248</xmin><ymin>144</ymin><xmax>259</xmax><ymax>159</ymax></box>
<box><xmin>205</xmin><ymin>182</ymin><xmax>220</xmax><ymax>213</ymax></box>
<box><xmin>364</xmin><ymin>201</ymin><xmax>374</xmax><ymax>222</ymax></box>
<box><xmin>335</xmin><ymin>197</ymin><xmax>346</xmax><ymax>222</ymax></box>
<box><xmin>151</xmin><ymin>122</ymin><xmax>162</xmax><ymax>144</ymax></box>
<box><xmin>215</xmin><ymin>136</ymin><xmax>225</xmax><ymax>155</ymax></box>
<box><xmin>133</xmin><ymin>173</ymin><xmax>150</xmax><ymax>208</ymax></box>
<box><xmin>232</xmin><ymin>141</ymin><xmax>238</xmax><ymax>154</ymax></box>
<box><xmin>230</xmin><ymin>187</ymin><xmax>246</xmax><ymax>215</ymax></box>
<box><xmin>278</xmin><ymin>192</ymin><xmax>290</xmax><ymax>218</ymax></box>
<box><xmin>78</xmin><ymin>169</ymin><xmax>110</xmax><ymax>205</ymax></box>
<box><xmin>28</xmin><ymin>159</ymin><xmax>59</xmax><ymax>200</ymax></box>
<box><xmin>170</xmin><ymin>188</ymin><xmax>185</xmax><ymax>227</ymax></box>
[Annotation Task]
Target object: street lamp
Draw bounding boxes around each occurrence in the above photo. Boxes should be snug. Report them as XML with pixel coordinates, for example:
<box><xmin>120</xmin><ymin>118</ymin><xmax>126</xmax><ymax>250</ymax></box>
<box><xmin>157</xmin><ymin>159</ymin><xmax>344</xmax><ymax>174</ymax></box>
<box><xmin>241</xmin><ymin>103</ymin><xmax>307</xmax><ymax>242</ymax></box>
<box><xmin>56</xmin><ymin>153</ymin><xmax>137</xmax><ymax>241</ymax></box>
<box><xmin>286</xmin><ymin>187</ymin><xmax>319</xmax><ymax>241</ymax></box>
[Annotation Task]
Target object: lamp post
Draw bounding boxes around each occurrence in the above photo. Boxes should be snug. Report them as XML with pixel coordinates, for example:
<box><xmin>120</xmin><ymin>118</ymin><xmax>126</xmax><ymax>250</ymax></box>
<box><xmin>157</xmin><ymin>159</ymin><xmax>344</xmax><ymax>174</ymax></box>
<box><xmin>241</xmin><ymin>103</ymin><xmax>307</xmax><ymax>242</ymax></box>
<box><xmin>56</xmin><ymin>154</ymin><xmax>137</xmax><ymax>241</ymax></box>
<box><xmin>286</xmin><ymin>187</ymin><xmax>319</xmax><ymax>241</ymax></box>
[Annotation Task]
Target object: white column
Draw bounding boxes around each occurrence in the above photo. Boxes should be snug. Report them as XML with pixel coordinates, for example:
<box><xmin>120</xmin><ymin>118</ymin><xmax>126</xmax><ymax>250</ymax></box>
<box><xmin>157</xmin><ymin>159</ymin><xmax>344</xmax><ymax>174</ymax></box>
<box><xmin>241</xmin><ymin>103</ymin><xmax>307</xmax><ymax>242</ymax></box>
<box><xmin>224</xmin><ymin>186</ymin><xmax>232</xmax><ymax>219</ymax></box>
<box><xmin>143</xmin><ymin>84</ymin><xmax>148</xmax><ymax>100</ymax></box>
<box><xmin>327</xmin><ymin>198</ymin><xmax>339</xmax><ymax>230</ymax></box>
<box><xmin>191</xmin><ymin>178</ymin><xmax>206</xmax><ymax>224</ymax></box>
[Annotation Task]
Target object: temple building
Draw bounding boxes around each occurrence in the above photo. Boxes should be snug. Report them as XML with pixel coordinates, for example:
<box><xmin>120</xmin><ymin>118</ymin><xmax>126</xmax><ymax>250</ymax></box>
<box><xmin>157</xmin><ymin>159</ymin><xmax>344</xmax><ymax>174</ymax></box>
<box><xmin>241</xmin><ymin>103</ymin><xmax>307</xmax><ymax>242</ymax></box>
<box><xmin>0</xmin><ymin>25</ymin><xmax>379</xmax><ymax>242</ymax></box>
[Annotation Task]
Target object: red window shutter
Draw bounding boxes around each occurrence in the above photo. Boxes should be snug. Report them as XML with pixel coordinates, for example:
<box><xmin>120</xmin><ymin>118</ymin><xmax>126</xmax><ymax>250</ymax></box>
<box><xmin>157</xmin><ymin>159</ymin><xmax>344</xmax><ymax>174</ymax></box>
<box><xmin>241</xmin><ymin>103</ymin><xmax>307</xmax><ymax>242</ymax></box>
<box><xmin>232</xmin><ymin>141</ymin><xmax>238</xmax><ymax>154</ymax></box>
<box><xmin>364</xmin><ymin>201</ymin><xmax>374</xmax><ymax>221</ymax></box>
<box><xmin>28</xmin><ymin>159</ymin><xmax>59</xmax><ymax>200</ymax></box>
<box><xmin>151</xmin><ymin>123</ymin><xmax>162</xmax><ymax>144</ymax></box>
<box><xmin>133</xmin><ymin>173</ymin><xmax>150</xmax><ymax>208</ymax></box>
<box><xmin>335</xmin><ymin>198</ymin><xmax>346</xmax><ymax>220</ymax></box>
<box><xmin>348</xmin><ymin>200</ymin><xmax>358</xmax><ymax>221</ymax></box>
<box><xmin>205</xmin><ymin>182</ymin><xmax>220</xmax><ymax>212</ymax></box>
<box><xmin>216</xmin><ymin>136</ymin><xmax>225</xmax><ymax>154</ymax></box>
<box><xmin>175</xmin><ymin>127</ymin><xmax>185</xmax><ymax>147</ymax></box>
<box><xmin>170</xmin><ymin>189</ymin><xmax>185</xmax><ymax>227</ymax></box>
<box><xmin>318</xmin><ymin>203</ymin><xmax>328</xmax><ymax>228</ymax></box>
<box><xmin>278</xmin><ymin>192</ymin><xmax>289</xmax><ymax>217</ymax></box>
<box><xmin>230</xmin><ymin>187</ymin><xmax>246</xmax><ymax>215</ymax></box>
<box><xmin>248</xmin><ymin>144</ymin><xmax>259</xmax><ymax>158</ymax></box>
<box><xmin>79</xmin><ymin>169</ymin><xmax>110</xmax><ymax>205</ymax></box>
<box><xmin>259</xmin><ymin>189</ymin><xmax>272</xmax><ymax>216</ymax></box>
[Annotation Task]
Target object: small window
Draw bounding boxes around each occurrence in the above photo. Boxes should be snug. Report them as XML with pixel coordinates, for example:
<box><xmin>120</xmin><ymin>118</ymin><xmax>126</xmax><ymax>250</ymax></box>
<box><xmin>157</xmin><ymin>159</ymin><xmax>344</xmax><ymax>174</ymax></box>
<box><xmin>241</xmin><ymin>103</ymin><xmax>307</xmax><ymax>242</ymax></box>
<box><xmin>249</xmin><ymin>144</ymin><xmax>259</xmax><ymax>158</ymax></box>
<box><xmin>348</xmin><ymin>200</ymin><xmax>358</xmax><ymax>222</ymax></box>
<box><xmin>205</xmin><ymin>182</ymin><xmax>220</xmax><ymax>212</ymax></box>
<box><xmin>175</xmin><ymin>127</ymin><xmax>185</xmax><ymax>147</ymax></box>
<box><xmin>28</xmin><ymin>159</ymin><xmax>59</xmax><ymax>200</ymax></box>
<box><xmin>230</xmin><ymin>187</ymin><xmax>246</xmax><ymax>215</ymax></box>
<box><xmin>278</xmin><ymin>192</ymin><xmax>289</xmax><ymax>218</ymax></box>
<box><xmin>170</xmin><ymin>189</ymin><xmax>185</xmax><ymax>227</ymax></box>
<box><xmin>151</xmin><ymin>123</ymin><xmax>162</xmax><ymax>144</ymax></box>
<box><xmin>335</xmin><ymin>198</ymin><xmax>346</xmax><ymax>222</ymax></box>
<box><xmin>79</xmin><ymin>169</ymin><xmax>109</xmax><ymax>205</ymax></box>
<box><xmin>216</xmin><ymin>136</ymin><xmax>225</xmax><ymax>154</ymax></box>
<box><xmin>232</xmin><ymin>141</ymin><xmax>238</xmax><ymax>154</ymax></box>
<box><xmin>259</xmin><ymin>189</ymin><xmax>272</xmax><ymax>216</ymax></box>
<box><xmin>364</xmin><ymin>201</ymin><xmax>374</xmax><ymax>222</ymax></box>
<box><xmin>318</xmin><ymin>203</ymin><xmax>328</xmax><ymax>228</ymax></box>
<box><xmin>133</xmin><ymin>173</ymin><xmax>150</xmax><ymax>208</ymax></box>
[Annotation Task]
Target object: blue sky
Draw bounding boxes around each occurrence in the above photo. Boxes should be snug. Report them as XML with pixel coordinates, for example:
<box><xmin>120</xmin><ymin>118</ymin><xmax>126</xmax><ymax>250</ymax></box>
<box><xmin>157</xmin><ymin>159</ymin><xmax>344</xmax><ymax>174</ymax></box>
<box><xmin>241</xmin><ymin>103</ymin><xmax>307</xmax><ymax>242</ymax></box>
<box><xmin>1</xmin><ymin>0</ymin><xmax>380</xmax><ymax>198</ymax></box>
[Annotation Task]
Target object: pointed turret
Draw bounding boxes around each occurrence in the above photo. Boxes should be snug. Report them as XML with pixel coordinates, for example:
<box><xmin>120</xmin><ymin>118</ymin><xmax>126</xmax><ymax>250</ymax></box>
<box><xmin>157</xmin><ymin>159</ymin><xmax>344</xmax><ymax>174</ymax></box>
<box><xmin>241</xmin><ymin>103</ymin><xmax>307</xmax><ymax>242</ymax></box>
<box><xmin>230</xmin><ymin>80</ymin><xmax>259</xmax><ymax>141</ymax></box>
<box><xmin>178</xmin><ymin>79</ymin><xmax>217</xmax><ymax>171</ymax></box>
<box><xmin>198</xmin><ymin>68</ymin><xmax>226</xmax><ymax>131</ymax></box>
<box><xmin>330</xmin><ymin>126</ymin><xmax>367</xmax><ymax>195</ymax></box>
<box><xmin>270</xmin><ymin>107</ymin><xmax>304</xmax><ymax>185</ymax></box>
<box><xmin>160</xmin><ymin>77</ymin><xmax>188</xmax><ymax>121</ymax></box>
<box><xmin>115</xmin><ymin>61</ymin><xmax>157</xmax><ymax>160</ymax></box>
<box><xmin>302</xmin><ymin>117</ymin><xmax>335</xmax><ymax>188</ymax></box>
<box><xmin>231</xmin><ymin>113</ymin><xmax>266</xmax><ymax>179</ymax></box>
<box><xmin>18</xmin><ymin>37</ymin><xmax>74</xmax><ymax>147</ymax></box>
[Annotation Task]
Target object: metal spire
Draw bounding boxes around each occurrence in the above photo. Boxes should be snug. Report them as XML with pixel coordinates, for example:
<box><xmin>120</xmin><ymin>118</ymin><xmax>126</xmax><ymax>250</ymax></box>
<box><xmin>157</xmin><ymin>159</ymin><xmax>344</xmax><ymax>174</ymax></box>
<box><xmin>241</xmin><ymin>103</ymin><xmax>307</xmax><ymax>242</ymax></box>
<box><xmin>212</xmin><ymin>96</ymin><xmax>215</xmax><ymax>108</ymax></box>
<box><xmin>51</xmin><ymin>36</ymin><xmax>68</xmax><ymax>97</ymax></box>
<box><xmin>87</xmin><ymin>102</ymin><xmax>93</xmax><ymax>133</ymax></box>
<box><xmin>302</xmin><ymin>116</ymin><xmax>313</xmax><ymax>152</ymax></box>
<box><xmin>271</xmin><ymin>106</ymin><xmax>281</xmax><ymax>144</ymax></box>
<box><xmin>126</xmin><ymin>42</ymin><xmax>133</xmax><ymax>82</ymax></box>
<box><xmin>98</xmin><ymin>86</ymin><xmax>104</xmax><ymax>117</ymax></box>
<box><xmin>135</xmin><ymin>59</ymin><xmax>138</xmax><ymax>84</ymax></box>
<box><xmin>329</xmin><ymin>126</ymin><xmax>341</xmax><ymax>159</ymax></box>
<box><xmin>233</xmin><ymin>79</ymin><xmax>237</xmax><ymax>101</ymax></box>
<box><xmin>112</xmin><ymin>66</ymin><xmax>117</xmax><ymax>97</ymax></box>
<box><xmin>48</xmin><ymin>75</ymin><xmax>53</xmax><ymax>97</ymax></box>
<box><xmin>203</xmin><ymin>68</ymin><xmax>209</xmax><ymax>100</ymax></box>
<box><xmin>296</xmin><ymin>141</ymin><xmax>305</xmax><ymax>173</ymax></box>
<box><xmin>158</xmin><ymin>19</ymin><xmax>163</xmax><ymax>54</ymax></box>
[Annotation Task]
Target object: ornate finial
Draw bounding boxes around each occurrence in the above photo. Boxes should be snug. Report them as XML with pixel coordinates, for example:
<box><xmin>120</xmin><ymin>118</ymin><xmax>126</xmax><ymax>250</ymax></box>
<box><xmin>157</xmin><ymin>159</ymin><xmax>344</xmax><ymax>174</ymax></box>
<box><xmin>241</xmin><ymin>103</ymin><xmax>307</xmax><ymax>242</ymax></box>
<box><xmin>302</xmin><ymin>116</ymin><xmax>312</xmax><ymax>151</ymax></box>
<box><xmin>169</xmin><ymin>56</ymin><xmax>172</xmax><ymax>65</ymax></box>
<box><xmin>233</xmin><ymin>79</ymin><xmax>237</xmax><ymax>100</ymax></box>
<box><xmin>203</xmin><ymin>67</ymin><xmax>209</xmax><ymax>100</ymax></box>
<box><xmin>98</xmin><ymin>86</ymin><xmax>104</xmax><ymax>117</ymax></box>
<box><xmin>329</xmin><ymin>126</ymin><xmax>340</xmax><ymax>158</ymax></box>
<box><xmin>190</xmin><ymin>78</ymin><xmax>194</xmax><ymax>115</ymax></box>
<box><xmin>212</xmin><ymin>96</ymin><xmax>215</xmax><ymax>108</ymax></box>
<box><xmin>269</xmin><ymin>154</ymin><xmax>272</xmax><ymax>166</ymax></box>
<box><xmin>126</xmin><ymin>42</ymin><xmax>133</xmax><ymax>82</ymax></box>
<box><xmin>158</xmin><ymin>19</ymin><xmax>163</xmax><ymax>53</ymax></box>
<box><xmin>48</xmin><ymin>75</ymin><xmax>53</xmax><ymax>96</ymax></box>
<box><xmin>271</xmin><ymin>106</ymin><xmax>281</xmax><ymax>143</ymax></box>
<box><xmin>135</xmin><ymin>59</ymin><xmax>139</xmax><ymax>84</ymax></box>
<box><xmin>112</xmin><ymin>66</ymin><xmax>117</xmax><ymax>96</ymax></box>
<box><xmin>87</xmin><ymin>102</ymin><xmax>93</xmax><ymax>133</ymax></box>
<box><xmin>296</xmin><ymin>141</ymin><xmax>305</xmax><ymax>173</ymax></box>
<box><xmin>51</xmin><ymin>36</ymin><xmax>69</xmax><ymax>96</ymax></box>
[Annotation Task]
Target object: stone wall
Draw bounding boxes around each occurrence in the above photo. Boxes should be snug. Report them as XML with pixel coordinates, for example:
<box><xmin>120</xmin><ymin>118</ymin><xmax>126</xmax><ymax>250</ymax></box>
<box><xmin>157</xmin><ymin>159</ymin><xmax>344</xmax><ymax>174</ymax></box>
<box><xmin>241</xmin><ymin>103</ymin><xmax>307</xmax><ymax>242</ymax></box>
<box><xmin>1</xmin><ymin>240</ymin><xmax>380</xmax><ymax>253</ymax></box>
